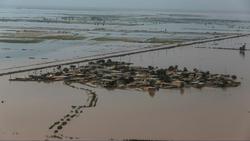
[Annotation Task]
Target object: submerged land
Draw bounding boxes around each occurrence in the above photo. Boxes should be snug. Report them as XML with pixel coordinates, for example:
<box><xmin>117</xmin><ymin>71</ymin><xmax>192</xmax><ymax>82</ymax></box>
<box><xmin>1</xmin><ymin>8</ymin><xmax>250</xmax><ymax>141</ymax></box>
<box><xmin>1</xmin><ymin>7</ymin><xmax>249</xmax><ymax>71</ymax></box>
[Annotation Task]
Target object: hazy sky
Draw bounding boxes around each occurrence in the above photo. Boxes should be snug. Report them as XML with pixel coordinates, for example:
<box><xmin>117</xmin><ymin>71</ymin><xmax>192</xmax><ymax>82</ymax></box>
<box><xmin>1</xmin><ymin>0</ymin><xmax>250</xmax><ymax>12</ymax></box>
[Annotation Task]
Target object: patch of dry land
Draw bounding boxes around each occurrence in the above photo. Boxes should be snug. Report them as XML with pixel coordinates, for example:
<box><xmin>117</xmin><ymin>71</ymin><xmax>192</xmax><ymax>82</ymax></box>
<box><xmin>0</xmin><ymin>30</ymin><xmax>85</xmax><ymax>43</ymax></box>
<box><xmin>92</xmin><ymin>37</ymin><xmax>181</xmax><ymax>44</ymax></box>
<box><xmin>10</xmin><ymin>59</ymin><xmax>241</xmax><ymax>93</ymax></box>
<box><xmin>0</xmin><ymin>29</ymin><xmax>183</xmax><ymax>45</ymax></box>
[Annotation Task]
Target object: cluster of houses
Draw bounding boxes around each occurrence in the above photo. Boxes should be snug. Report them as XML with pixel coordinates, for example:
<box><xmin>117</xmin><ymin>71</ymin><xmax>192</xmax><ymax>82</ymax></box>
<box><xmin>10</xmin><ymin>59</ymin><xmax>241</xmax><ymax>92</ymax></box>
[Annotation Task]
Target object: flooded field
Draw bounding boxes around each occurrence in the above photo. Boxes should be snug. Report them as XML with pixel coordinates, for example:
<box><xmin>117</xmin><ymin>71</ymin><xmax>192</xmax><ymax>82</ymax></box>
<box><xmin>1</xmin><ymin>8</ymin><xmax>250</xmax><ymax>70</ymax></box>
<box><xmin>1</xmin><ymin>33</ymin><xmax>250</xmax><ymax>140</ymax></box>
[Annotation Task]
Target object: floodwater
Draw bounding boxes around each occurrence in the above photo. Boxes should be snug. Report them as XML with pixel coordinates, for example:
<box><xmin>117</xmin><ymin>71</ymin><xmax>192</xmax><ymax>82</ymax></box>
<box><xmin>1</xmin><ymin>8</ymin><xmax>250</xmax><ymax>70</ymax></box>
<box><xmin>1</xmin><ymin>35</ymin><xmax>250</xmax><ymax>140</ymax></box>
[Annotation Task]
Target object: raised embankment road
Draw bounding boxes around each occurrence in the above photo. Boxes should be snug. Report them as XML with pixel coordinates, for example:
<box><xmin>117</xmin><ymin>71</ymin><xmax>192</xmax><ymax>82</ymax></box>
<box><xmin>0</xmin><ymin>34</ymin><xmax>249</xmax><ymax>76</ymax></box>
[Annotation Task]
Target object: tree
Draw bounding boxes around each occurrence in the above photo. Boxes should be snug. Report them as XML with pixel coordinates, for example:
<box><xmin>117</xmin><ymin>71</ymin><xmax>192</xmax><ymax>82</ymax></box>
<box><xmin>63</xmin><ymin>68</ymin><xmax>69</xmax><ymax>73</ymax></box>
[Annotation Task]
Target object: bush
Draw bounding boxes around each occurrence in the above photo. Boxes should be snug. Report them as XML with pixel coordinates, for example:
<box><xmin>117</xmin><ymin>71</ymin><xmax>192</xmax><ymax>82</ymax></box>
<box><xmin>63</xmin><ymin>68</ymin><xmax>69</xmax><ymax>73</ymax></box>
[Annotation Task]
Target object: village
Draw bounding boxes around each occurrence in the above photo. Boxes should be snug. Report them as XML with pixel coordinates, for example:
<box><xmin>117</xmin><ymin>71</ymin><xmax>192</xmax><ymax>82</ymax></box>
<box><xmin>9</xmin><ymin>59</ymin><xmax>241</xmax><ymax>93</ymax></box>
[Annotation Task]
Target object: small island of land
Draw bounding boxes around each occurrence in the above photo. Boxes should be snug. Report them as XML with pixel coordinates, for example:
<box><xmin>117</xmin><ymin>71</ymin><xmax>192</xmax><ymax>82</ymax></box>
<box><xmin>9</xmin><ymin>59</ymin><xmax>241</xmax><ymax>93</ymax></box>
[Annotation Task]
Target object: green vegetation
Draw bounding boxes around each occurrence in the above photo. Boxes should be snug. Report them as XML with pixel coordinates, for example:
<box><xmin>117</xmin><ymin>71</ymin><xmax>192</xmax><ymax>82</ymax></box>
<box><xmin>146</xmin><ymin>37</ymin><xmax>180</xmax><ymax>44</ymax></box>
<box><xmin>0</xmin><ymin>38</ymin><xmax>43</xmax><ymax>43</ymax></box>
<box><xmin>0</xmin><ymin>34</ymin><xmax>85</xmax><ymax>43</ymax></box>
<box><xmin>93</xmin><ymin>36</ymin><xmax>181</xmax><ymax>44</ymax></box>
<box><xmin>38</xmin><ymin>35</ymin><xmax>85</xmax><ymax>40</ymax></box>
<box><xmin>93</xmin><ymin>37</ymin><xmax>142</xmax><ymax>43</ymax></box>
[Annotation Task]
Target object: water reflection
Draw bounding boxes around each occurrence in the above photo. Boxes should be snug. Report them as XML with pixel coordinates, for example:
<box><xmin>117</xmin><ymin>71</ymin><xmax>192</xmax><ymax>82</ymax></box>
<box><xmin>148</xmin><ymin>89</ymin><xmax>156</xmax><ymax>97</ymax></box>
<box><xmin>239</xmin><ymin>50</ymin><xmax>245</xmax><ymax>58</ymax></box>
<box><xmin>180</xmin><ymin>88</ymin><xmax>185</xmax><ymax>95</ymax></box>
<box><xmin>46</xmin><ymin>82</ymin><xmax>98</xmax><ymax>140</ymax></box>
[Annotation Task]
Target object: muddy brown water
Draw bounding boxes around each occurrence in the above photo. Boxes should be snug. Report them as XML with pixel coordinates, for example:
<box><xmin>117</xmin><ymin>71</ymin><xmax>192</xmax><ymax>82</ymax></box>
<box><xmin>0</xmin><ymin>36</ymin><xmax>250</xmax><ymax>140</ymax></box>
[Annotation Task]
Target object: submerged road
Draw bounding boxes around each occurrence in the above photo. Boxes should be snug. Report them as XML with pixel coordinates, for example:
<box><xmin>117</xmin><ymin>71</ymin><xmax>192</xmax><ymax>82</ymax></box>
<box><xmin>0</xmin><ymin>33</ymin><xmax>249</xmax><ymax>76</ymax></box>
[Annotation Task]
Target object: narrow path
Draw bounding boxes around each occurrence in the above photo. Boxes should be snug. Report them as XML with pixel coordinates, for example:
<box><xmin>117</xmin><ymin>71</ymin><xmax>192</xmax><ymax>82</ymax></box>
<box><xmin>46</xmin><ymin>82</ymin><xmax>98</xmax><ymax>140</ymax></box>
